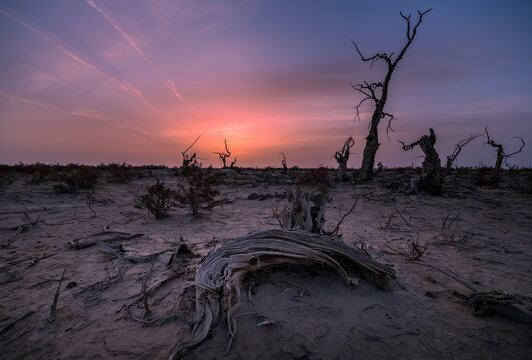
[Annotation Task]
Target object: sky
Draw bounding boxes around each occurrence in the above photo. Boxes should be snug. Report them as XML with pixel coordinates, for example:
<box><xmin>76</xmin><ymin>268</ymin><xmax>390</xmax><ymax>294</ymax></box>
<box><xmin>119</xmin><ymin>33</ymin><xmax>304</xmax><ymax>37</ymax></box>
<box><xmin>1</xmin><ymin>0</ymin><xmax>531</xmax><ymax>168</ymax></box>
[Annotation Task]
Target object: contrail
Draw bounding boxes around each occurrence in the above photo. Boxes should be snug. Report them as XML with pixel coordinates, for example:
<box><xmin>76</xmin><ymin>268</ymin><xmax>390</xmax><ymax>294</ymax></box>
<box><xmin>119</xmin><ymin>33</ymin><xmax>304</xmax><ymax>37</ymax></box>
<box><xmin>0</xmin><ymin>7</ymin><xmax>190</xmax><ymax>132</ymax></box>
<box><xmin>0</xmin><ymin>8</ymin><xmax>98</xmax><ymax>72</ymax></box>
<box><xmin>86</xmin><ymin>0</ymin><xmax>189</xmax><ymax>105</ymax></box>
<box><xmin>2</xmin><ymin>92</ymin><xmax>152</xmax><ymax>136</ymax></box>
<box><xmin>2</xmin><ymin>93</ymin><xmax>112</xmax><ymax>121</ymax></box>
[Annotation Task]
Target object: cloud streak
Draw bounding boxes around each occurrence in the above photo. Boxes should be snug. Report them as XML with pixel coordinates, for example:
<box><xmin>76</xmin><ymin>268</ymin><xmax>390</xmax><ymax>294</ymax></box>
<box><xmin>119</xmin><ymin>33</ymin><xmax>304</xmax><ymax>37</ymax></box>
<box><xmin>86</xmin><ymin>0</ymin><xmax>190</xmax><ymax>106</ymax></box>
<box><xmin>0</xmin><ymin>7</ymin><xmax>190</xmax><ymax>132</ymax></box>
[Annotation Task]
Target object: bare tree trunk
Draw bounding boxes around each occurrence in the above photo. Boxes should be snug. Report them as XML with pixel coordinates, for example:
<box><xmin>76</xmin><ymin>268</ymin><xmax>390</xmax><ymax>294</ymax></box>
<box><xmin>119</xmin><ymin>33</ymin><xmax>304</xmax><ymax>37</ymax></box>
<box><xmin>280</xmin><ymin>152</ymin><xmax>288</xmax><ymax>175</ymax></box>
<box><xmin>353</xmin><ymin>9</ymin><xmax>431</xmax><ymax>181</ymax></box>
<box><xmin>400</xmin><ymin>128</ymin><xmax>442</xmax><ymax>195</ymax></box>
<box><xmin>360</xmin><ymin>123</ymin><xmax>380</xmax><ymax>180</ymax></box>
<box><xmin>335</xmin><ymin>137</ymin><xmax>354</xmax><ymax>181</ymax></box>
<box><xmin>419</xmin><ymin>130</ymin><xmax>441</xmax><ymax>187</ymax></box>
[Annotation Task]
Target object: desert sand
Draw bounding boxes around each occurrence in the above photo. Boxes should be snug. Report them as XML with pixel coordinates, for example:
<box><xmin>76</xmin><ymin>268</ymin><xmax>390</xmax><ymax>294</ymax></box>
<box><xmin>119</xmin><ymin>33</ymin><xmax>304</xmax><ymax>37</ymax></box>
<box><xmin>1</xmin><ymin>166</ymin><xmax>531</xmax><ymax>359</ymax></box>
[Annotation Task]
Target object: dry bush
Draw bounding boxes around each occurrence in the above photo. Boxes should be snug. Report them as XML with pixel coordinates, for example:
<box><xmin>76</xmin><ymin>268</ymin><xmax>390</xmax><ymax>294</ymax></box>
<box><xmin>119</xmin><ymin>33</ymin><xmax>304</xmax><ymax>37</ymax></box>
<box><xmin>136</xmin><ymin>180</ymin><xmax>176</xmax><ymax>219</ymax></box>
<box><xmin>54</xmin><ymin>166</ymin><xmax>100</xmax><ymax>193</ymax></box>
<box><xmin>107</xmin><ymin>163</ymin><xmax>143</xmax><ymax>183</ymax></box>
<box><xmin>470</xmin><ymin>167</ymin><xmax>501</xmax><ymax>186</ymax></box>
<box><xmin>293</xmin><ymin>167</ymin><xmax>331</xmax><ymax>192</ymax></box>
<box><xmin>15</xmin><ymin>162</ymin><xmax>60</xmax><ymax>184</ymax></box>
<box><xmin>175</xmin><ymin>166</ymin><xmax>220</xmax><ymax>216</ymax></box>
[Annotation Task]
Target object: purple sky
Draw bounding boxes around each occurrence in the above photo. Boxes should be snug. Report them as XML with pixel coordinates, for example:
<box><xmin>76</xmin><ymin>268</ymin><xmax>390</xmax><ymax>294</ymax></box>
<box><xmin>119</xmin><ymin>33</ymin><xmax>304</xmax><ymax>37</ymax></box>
<box><xmin>1</xmin><ymin>0</ymin><xmax>531</xmax><ymax>168</ymax></box>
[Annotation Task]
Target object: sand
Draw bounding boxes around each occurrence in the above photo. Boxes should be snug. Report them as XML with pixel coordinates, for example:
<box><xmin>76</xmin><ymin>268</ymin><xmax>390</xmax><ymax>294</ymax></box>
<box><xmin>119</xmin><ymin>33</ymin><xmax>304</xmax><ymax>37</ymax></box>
<box><xmin>1</xmin><ymin>167</ymin><xmax>531</xmax><ymax>359</ymax></box>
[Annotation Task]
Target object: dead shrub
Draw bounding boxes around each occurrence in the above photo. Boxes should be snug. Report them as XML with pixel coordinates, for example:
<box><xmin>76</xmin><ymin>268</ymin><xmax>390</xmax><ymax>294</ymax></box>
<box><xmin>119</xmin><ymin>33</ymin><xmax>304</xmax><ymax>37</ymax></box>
<box><xmin>136</xmin><ymin>180</ymin><xmax>176</xmax><ymax>219</ymax></box>
<box><xmin>175</xmin><ymin>166</ymin><xmax>220</xmax><ymax>216</ymax></box>
<box><xmin>108</xmin><ymin>163</ymin><xmax>142</xmax><ymax>183</ymax></box>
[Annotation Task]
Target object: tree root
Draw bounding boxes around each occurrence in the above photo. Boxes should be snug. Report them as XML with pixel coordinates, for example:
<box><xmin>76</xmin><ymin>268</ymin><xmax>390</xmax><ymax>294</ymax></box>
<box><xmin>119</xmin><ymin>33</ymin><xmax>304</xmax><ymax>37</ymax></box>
<box><xmin>169</xmin><ymin>229</ymin><xmax>396</xmax><ymax>359</ymax></box>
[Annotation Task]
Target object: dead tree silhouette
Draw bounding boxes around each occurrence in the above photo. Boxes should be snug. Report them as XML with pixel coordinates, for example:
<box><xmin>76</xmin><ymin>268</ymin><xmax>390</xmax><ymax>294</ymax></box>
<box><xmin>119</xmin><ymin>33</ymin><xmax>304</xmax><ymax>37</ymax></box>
<box><xmin>445</xmin><ymin>133</ymin><xmax>482</xmax><ymax>175</ymax></box>
<box><xmin>180</xmin><ymin>135</ymin><xmax>200</xmax><ymax>172</ymax></box>
<box><xmin>213</xmin><ymin>139</ymin><xmax>237</xmax><ymax>168</ymax></box>
<box><xmin>334</xmin><ymin>137</ymin><xmax>354</xmax><ymax>181</ymax></box>
<box><xmin>353</xmin><ymin>9</ymin><xmax>432</xmax><ymax>181</ymax></box>
<box><xmin>400</xmin><ymin>128</ymin><xmax>442</xmax><ymax>195</ymax></box>
<box><xmin>484</xmin><ymin>127</ymin><xmax>525</xmax><ymax>176</ymax></box>
<box><xmin>280</xmin><ymin>152</ymin><xmax>288</xmax><ymax>174</ymax></box>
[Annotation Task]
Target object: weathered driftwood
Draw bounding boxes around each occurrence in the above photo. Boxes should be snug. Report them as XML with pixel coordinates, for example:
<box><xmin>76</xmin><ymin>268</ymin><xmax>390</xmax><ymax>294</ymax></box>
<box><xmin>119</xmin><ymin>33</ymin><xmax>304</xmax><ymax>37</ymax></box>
<box><xmin>169</xmin><ymin>229</ymin><xmax>396</xmax><ymax>359</ymax></box>
<box><xmin>280</xmin><ymin>187</ymin><xmax>326</xmax><ymax>233</ymax></box>
<box><xmin>468</xmin><ymin>292</ymin><xmax>532</xmax><ymax>323</ymax></box>
<box><xmin>69</xmin><ymin>231</ymin><xmax>143</xmax><ymax>250</ymax></box>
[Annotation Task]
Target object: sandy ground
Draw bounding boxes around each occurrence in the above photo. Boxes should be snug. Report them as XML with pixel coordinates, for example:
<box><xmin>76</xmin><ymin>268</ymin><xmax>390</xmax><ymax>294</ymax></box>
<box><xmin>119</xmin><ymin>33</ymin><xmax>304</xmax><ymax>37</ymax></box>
<box><xmin>1</xmin><ymin>167</ymin><xmax>531</xmax><ymax>359</ymax></box>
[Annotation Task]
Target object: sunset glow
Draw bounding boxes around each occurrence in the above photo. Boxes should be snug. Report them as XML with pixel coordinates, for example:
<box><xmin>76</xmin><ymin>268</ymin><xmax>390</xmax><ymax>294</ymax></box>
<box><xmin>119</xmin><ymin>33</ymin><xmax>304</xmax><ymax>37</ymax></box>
<box><xmin>1</xmin><ymin>0</ymin><xmax>531</xmax><ymax>168</ymax></box>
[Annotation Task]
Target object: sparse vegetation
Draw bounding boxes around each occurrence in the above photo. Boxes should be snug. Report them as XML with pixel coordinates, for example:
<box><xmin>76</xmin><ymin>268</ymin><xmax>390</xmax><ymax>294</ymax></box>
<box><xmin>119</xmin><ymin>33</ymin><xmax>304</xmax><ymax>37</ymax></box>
<box><xmin>175</xmin><ymin>166</ymin><xmax>220</xmax><ymax>216</ymax></box>
<box><xmin>136</xmin><ymin>180</ymin><xmax>176</xmax><ymax>219</ymax></box>
<box><xmin>54</xmin><ymin>166</ymin><xmax>101</xmax><ymax>193</ymax></box>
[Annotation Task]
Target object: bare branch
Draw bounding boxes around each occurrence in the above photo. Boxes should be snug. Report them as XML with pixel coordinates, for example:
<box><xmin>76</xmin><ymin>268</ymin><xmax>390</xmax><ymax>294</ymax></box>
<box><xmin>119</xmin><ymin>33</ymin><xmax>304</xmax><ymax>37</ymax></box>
<box><xmin>183</xmin><ymin>135</ymin><xmax>201</xmax><ymax>155</ymax></box>
<box><xmin>332</xmin><ymin>198</ymin><xmax>359</xmax><ymax>236</ymax></box>
<box><xmin>505</xmin><ymin>136</ymin><xmax>526</xmax><ymax>159</ymax></box>
<box><xmin>381</xmin><ymin>112</ymin><xmax>395</xmax><ymax>140</ymax></box>
<box><xmin>181</xmin><ymin>135</ymin><xmax>201</xmax><ymax>169</ymax></box>
<box><xmin>445</xmin><ymin>133</ymin><xmax>482</xmax><ymax>172</ymax></box>
<box><xmin>392</xmin><ymin>9</ymin><xmax>432</xmax><ymax>68</ymax></box>
<box><xmin>352</xmin><ymin>41</ymin><xmax>392</xmax><ymax>67</ymax></box>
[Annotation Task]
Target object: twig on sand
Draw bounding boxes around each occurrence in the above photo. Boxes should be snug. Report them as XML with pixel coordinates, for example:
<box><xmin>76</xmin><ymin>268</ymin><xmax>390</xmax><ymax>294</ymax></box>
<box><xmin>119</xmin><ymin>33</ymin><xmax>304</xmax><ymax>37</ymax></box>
<box><xmin>408</xmin><ymin>261</ymin><xmax>478</xmax><ymax>292</ymax></box>
<box><xmin>142</xmin><ymin>263</ymin><xmax>155</xmax><ymax>316</ymax></box>
<box><xmin>48</xmin><ymin>267</ymin><xmax>67</xmax><ymax>323</ymax></box>
<box><xmin>331</xmin><ymin>198</ymin><xmax>359</xmax><ymax>236</ymax></box>
<box><xmin>0</xmin><ymin>310</ymin><xmax>35</xmax><ymax>334</ymax></box>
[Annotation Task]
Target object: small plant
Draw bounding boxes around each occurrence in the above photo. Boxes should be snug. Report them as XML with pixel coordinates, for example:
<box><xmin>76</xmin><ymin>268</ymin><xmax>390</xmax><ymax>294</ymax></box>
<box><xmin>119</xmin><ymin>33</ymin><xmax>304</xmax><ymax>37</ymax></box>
<box><xmin>175</xmin><ymin>166</ymin><xmax>220</xmax><ymax>216</ymax></box>
<box><xmin>136</xmin><ymin>180</ymin><xmax>176</xmax><ymax>219</ymax></box>
<box><xmin>385</xmin><ymin>234</ymin><xmax>428</xmax><ymax>261</ymax></box>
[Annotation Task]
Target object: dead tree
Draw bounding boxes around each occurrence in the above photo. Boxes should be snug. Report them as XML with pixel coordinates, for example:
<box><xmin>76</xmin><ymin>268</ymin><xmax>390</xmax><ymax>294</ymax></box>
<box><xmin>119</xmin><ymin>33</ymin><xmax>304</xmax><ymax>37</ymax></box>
<box><xmin>334</xmin><ymin>137</ymin><xmax>354</xmax><ymax>181</ymax></box>
<box><xmin>353</xmin><ymin>9</ymin><xmax>432</xmax><ymax>181</ymax></box>
<box><xmin>213</xmin><ymin>138</ymin><xmax>237</xmax><ymax>168</ymax></box>
<box><xmin>180</xmin><ymin>135</ymin><xmax>200</xmax><ymax>172</ymax></box>
<box><xmin>280</xmin><ymin>152</ymin><xmax>288</xmax><ymax>174</ymax></box>
<box><xmin>445</xmin><ymin>133</ymin><xmax>482</xmax><ymax>174</ymax></box>
<box><xmin>400</xmin><ymin>128</ymin><xmax>442</xmax><ymax>195</ymax></box>
<box><xmin>484</xmin><ymin>127</ymin><xmax>526</xmax><ymax>176</ymax></box>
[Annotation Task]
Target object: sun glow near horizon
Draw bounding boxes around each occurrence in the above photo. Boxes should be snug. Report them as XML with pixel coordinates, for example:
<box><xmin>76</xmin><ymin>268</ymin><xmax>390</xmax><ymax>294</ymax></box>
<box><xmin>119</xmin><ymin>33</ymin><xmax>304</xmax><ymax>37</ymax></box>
<box><xmin>1</xmin><ymin>0</ymin><xmax>531</xmax><ymax>168</ymax></box>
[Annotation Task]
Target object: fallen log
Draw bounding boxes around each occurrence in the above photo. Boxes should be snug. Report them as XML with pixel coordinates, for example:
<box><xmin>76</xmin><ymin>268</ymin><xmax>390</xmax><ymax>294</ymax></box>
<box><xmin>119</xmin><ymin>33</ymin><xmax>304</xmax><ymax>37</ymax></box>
<box><xmin>169</xmin><ymin>229</ymin><xmax>396</xmax><ymax>359</ymax></box>
<box><xmin>69</xmin><ymin>231</ymin><xmax>143</xmax><ymax>250</ymax></box>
